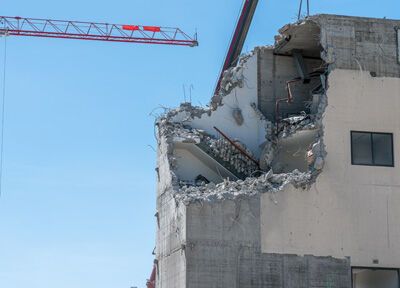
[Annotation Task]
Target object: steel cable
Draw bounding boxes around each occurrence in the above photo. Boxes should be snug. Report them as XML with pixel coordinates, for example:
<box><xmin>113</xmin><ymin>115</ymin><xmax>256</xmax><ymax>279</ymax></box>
<box><xmin>0</xmin><ymin>35</ymin><xmax>7</xmax><ymax>198</ymax></box>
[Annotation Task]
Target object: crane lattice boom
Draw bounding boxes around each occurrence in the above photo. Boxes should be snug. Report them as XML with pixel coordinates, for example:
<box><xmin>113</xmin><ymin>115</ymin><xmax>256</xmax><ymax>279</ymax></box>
<box><xmin>0</xmin><ymin>16</ymin><xmax>198</xmax><ymax>47</ymax></box>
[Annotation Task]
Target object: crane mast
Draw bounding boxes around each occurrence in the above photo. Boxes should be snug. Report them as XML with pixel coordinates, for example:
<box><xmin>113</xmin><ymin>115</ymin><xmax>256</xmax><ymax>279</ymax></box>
<box><xmin>0</xmin><ymin>16</ymin><xmax>198</xmax><ymax>47</ymax></box>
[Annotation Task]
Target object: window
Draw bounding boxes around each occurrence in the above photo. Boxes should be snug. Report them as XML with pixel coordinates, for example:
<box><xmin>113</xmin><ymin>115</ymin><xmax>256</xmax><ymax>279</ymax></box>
<box><xmin>351</xmin><ymin>131</ymin><xmax>394</xmax><ymax>167</ymax></box>
<box><xmin>352</xmin><ymin>267</ymin><xmax>399</xmax><ymax>288</ymax></box>
<box><xmin>397</xmin><ymin>28</ymin><xmax>400</xmax><ymax>64</ymax></box>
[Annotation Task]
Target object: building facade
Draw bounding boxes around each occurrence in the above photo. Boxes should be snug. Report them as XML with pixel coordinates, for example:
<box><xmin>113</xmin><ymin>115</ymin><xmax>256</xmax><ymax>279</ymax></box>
<box><xmin>155</xmin><ymin>15</ymin><xmax>400</xmax><ymax>288</ymax></box>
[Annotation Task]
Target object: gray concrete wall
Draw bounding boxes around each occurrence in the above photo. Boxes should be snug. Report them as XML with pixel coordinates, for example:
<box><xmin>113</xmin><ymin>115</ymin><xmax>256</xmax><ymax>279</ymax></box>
<box><xmin>257</xmin><ymin>47</ymin><xmax>323</xmax><ymax>121</ymax></box>
<box><xmin>316</xmin><ymin>14</ymin><xmax>400</xmax><ymax>77</ymax></box>
<box><xmin>156</xmin><ymin>134</ymin><xmax>187</xmax><ymax>288</ymax></box>
<box><xmin>261</xmin><ymin>69</ymin><xmax>400</xmax><ymax>268</ymax></box>
<box><xmin>156</xmin><ymin>191</ymin><xmax>186</xmax><ymax>288</ymax></box>
<box><xmin>184</xmin><ymin>195</ymin><xmax>351</xmax><ymax>288</ymax></box>
<box><xmin>185</xmin><ymin>196</ymin><xmax>261</xmax><ymax>288</ymax></box>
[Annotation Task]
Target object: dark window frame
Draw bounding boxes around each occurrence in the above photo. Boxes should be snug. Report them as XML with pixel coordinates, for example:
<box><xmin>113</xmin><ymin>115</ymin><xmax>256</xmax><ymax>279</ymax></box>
<box><xmin>351</xmin><ymin>131</ymin><xmax>394</xmax><ymax>167</ymax></box>
<box><xmin>396</xmin><ymin>27</ymin><xmax>400</xmax><ymax>64</ymax></box>
<box><xmin>352</xmin><ymin>266</ymin><xmax>400</xmax><ymax>288</ymax></box>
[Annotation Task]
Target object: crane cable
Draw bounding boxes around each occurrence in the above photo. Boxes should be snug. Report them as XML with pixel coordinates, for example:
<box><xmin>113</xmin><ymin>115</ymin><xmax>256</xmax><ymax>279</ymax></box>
<box><xmin>298</xmin><ymin>0</ymin><xmax>310</xmax><ymax>21</ymax></box>
<box><xmin>0</xmin><ymin>34</ymin><xmax>7</xmax><ymax>198</ymax></box>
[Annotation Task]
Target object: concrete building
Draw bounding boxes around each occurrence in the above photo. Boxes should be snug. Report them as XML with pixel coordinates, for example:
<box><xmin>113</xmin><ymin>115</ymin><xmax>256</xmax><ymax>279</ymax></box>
<box><xmin>154</xmin><ymin>14</ymin><xmax>400</xmax><ymax>288</ymax></box>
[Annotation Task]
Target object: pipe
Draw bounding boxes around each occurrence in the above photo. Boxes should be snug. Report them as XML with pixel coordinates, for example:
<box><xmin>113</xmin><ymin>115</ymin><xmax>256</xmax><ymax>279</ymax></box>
<box><xmin>275</xmin><ymin>72</ymin><xmax>323</xmax><ymax>125</ymax></box>
<box><xmin>275</xmin><ymin>77</ymin><xmax>302</xmax><ymax>125</ymax></box>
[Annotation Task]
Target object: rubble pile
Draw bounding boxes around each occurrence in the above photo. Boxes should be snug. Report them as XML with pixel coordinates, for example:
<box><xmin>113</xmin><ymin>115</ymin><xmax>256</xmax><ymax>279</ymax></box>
<box><xmin>211</xmin><ymin>51</ymin><xmax>255</xmax><ymax>109</ymax></box>
<box><xmin>219</xmin><ymin>66</ymin><xmax>245</xmax><ymax>95</ymax></box>
<box><xmin>156</xmin><ymin>103</ymin><xmax>212</xmax><ymax>125</ymax></box>
<box><xmin>158</xmin><ymin>120</ymin><xmax>205</xmax><ymax>144</ymax></box>
<box><xmin>278</xmin><ymin>113</ymin><xmax>316</xmax><ymax>138</ymax></box>
<box><xmin>155</xmin><ymin>40</ymin><xmax>331</xmax><ymax>205</ymax></box>
<box><xmin>176</xmin><ymin>169</ymin><xmax>311</xmax><ymax>204</ymax></box>
<box><xmin>307</xmin><ymin>139</ymin><xmax>325</xmax><ymax>171</ymax></box>
<box><xmin>203</xmin><ymin>135</ymin><xmax>259</xmax><ymax>177</ymax></box>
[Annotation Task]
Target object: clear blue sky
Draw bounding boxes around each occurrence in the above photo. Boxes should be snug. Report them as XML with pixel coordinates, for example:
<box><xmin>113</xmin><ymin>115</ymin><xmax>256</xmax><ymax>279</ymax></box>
<box><xmin>0</xmin><ymin>1</ymin><xmax>398</xmax><ymax>287</ymax></box>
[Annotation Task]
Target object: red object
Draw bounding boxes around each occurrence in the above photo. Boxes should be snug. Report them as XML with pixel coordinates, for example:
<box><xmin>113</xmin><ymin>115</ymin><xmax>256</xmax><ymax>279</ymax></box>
<box><xmin>0</xmin><ymin>16</ymin><xmax>198</xmax><ymax>47</ymax></box>
<box><xmin>143</xmin><ymin>26</ymin><xmax>161</xmax><ymax>32</ymax></box>
<box><xmin>146</xmin><ymin>264</ymin><xmax>156</xmax><ymax>288</ymax></box>
<box><xmin>122</xmin><ymin>25</ymin><xmax>139</xmax><ymax>31</ymax></box>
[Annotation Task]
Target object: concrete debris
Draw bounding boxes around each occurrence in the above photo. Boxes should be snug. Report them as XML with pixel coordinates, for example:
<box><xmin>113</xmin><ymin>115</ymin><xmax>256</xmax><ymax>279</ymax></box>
<box><xmin>278</xmin><ymin>113</ymin><xmax>317</xmax><ymax>138</ymax></box>
<box><xmin>211</xmin><ymin>51</ymin><xmax>255</xmax><ymax>109</ymax></box>
<box><xmin>175</xmin><ymin>169</ymin><xmax>311</xmax><ymax>205</ymax></box>
<box><xmin>313</xmin><ymin>156</ymin><xmax>324</xmax><ymax>170</ymax></box>
<box><xmin>221</xmin><ymin>66</ymin><xmax>244</xmax><ymax>94</ymax></box>
<box><xmin>158</xmin><ymin>120</ymin><xmax>205</xmax><ymax>144</ymax></box>
<box><xmin>159</xmin><ymin>120</ymin><xmax>259</xmax><ymax>177</ymax></box>
<box><xmin>259</xmin><ymin>141</ymin><xmax>276</xmax><ymax>171</ymax></box>
<box><xmin>307</xmin><ymin>139</ymin><xmax>325</xmax><ymax>171</ymax></box>
<box><xmin>158</xmin><ymin>70</ymin><xmax>328</xmax><ymax>204</ymax></box>
<box><xmin>163</xmin><ymin>102</ymin><xmax>211</xmax><ymax>121</ymax></box>
<box><xmin>156</xmin><ymin>19</ymin><xmax>333</xmax><ymax>205</ymax></box>
<box><xmin>203</xmin><ymin>135</ymin><xmax>259</xmax><ymax>176</ymax></box>
<box><xmin>282</xmin><ymin>113</ymin><xmax>309</xmax><ymax>125</ymax></box>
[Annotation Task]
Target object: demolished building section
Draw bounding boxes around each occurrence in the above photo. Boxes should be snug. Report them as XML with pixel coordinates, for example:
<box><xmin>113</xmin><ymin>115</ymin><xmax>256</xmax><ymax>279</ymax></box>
<box><xmin>155</xmin><ymin>14</ymin><xmax>400</xmax><ymax>288</ymax></box>
<box><xmin>158</xmin><ymin>18</ymin><xmax>328</xmax><ymax>204</ymax></box>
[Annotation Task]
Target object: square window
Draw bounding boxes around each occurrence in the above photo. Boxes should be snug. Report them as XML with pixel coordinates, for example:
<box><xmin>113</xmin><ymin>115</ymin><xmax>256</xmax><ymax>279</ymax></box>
<box><xmin>351</xmin><ymin>131</ymin><xmax>394</xmax><ymax>167</ymax></box>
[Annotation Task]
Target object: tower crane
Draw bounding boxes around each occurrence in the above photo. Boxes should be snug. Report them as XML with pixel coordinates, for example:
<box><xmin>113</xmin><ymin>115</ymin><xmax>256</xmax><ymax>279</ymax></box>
<box><xmin>0</xmin><ymin>14</ymin><xmax>197</xmax><ymax>288</ymax></box>
<box><xmin>1</xmin><ymin>1</ymin><xmax>258</xmax><ymax>286</ymax></box>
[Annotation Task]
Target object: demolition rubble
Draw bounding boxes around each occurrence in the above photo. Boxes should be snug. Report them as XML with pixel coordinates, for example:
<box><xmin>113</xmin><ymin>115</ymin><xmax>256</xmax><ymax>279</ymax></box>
<box><xmin>156</xmin><ymin>17</ymin><xmax>331</xmax><ymax>204</ymax></box>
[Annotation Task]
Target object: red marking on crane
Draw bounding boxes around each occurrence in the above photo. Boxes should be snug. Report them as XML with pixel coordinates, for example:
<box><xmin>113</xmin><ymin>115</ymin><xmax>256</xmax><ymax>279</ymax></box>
<box><xmin>143</xmin><ymin>26</ymin><xmax>161</xmax><ymax>32</ymax></box>
<box><xmin>122</xmin><ymin>25</ymin><xmax>140</xmax><ymax>31</ymax></box>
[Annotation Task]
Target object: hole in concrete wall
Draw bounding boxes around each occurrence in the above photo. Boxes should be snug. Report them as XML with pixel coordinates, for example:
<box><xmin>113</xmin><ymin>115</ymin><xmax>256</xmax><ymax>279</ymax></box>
<box><xmin>173</xmin><ymin>143</ymin><xmax>239</xmax><ymax>185</ymax></box>
<box><xmin>352</xmin><ymin>268</ymin><xmax>399</xmax><ymax>288</ymax></box>
<box><xmin>161</xmin><ymin>19</ymin><xmax>329</xmax><ymax>198</ymax></box>
<box><xmin>259</xmin><ymin>20</ymin><xmax>326</xmax><ymax>125</ymax></box>
<box><xmin>272</xmin><ymin>129</ymin><xmax>319</xmax><ymax>173</ymax></box>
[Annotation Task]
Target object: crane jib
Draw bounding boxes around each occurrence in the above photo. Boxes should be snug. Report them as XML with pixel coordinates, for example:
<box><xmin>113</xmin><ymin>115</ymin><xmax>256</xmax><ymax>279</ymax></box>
<box><xmin>0</xmin><ymin>16</ymin><xmax>198</xmax><ymax>47</ymax></box>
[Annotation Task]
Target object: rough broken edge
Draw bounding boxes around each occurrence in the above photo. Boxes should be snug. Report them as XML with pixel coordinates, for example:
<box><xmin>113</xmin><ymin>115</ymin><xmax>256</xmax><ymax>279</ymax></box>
<box><xmin>155</xmin><ymin>16</ymin><xmax>334</xmax><ymax>205</ymax></box>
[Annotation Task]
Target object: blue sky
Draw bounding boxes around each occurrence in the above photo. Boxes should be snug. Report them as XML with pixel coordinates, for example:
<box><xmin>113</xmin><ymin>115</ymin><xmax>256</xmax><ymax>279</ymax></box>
<box><xmin>0</xmin><ymin>1</ymin><xmax>398</xmax><ymax>287</ymax></box>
